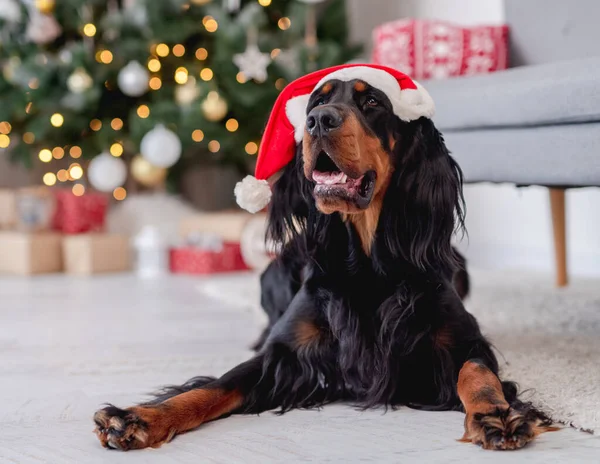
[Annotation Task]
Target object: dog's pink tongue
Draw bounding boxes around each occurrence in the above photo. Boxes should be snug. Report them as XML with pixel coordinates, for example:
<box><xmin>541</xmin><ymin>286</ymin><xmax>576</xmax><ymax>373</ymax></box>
<box><xmin>313</xmin><ymin>171</ymin><xmax>344</xmax><ymax>185</ymax></box>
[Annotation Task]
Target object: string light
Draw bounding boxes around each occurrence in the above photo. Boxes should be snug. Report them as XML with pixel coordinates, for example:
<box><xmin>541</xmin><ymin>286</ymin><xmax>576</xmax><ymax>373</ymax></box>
<box><xmin>278</xmin><ymin>17</ymin><xmax>291</xmax><ymax>30</ymax></box>
<box><xmin>69</xmin><ymin>146</ymin><xmax>82</xmax><ymax>158</ymax></box>
<box><xmin>236</xmin><ymin>72</ymin><xmax>247</xmax><ymax>83</ymax></box>
<box><xmin>50</xmin><ymin>113</ymin><xmax>64</xmax><ymax>127</ymax></box>
<box><xmin>113</xmin><ymin>187</ymin><xmax>127</xmax><ymax>201</ymax></box>
<box><xmin>25</xmin><ymin>102</ymin><xmax>33</xmax><ymax>114</ymax></box>
<box><xmin>72</xmin><ymin>184</ymin><xmax>85</xmax><ymax>196</ymax></box>
<box><xmin>258</xmin><ymin>0</ymin><xmax>272</xmax><ymax>6</ymax></box>
<box><xmin>100</xmin><ymin>50</ymin><xmax>113</xmax><ymax>64</ymax></box>
<box><xmin>192</xmin><ymin>129</ymin><xmax>204</xmax><ymax>142</ymax></box>
<box><xmin>195</xmin><ymin>48</ymin><xmax>208</xmax><ymax>60</ymax></box>
<box><xmin>203</xmin><ymin>16</ymin><xmax>218</xmax><ymax>32</ymax></box>
<box><xmin>245</xmin><ymin>141</ymin><xmax>259</xmax><ymax>155</ymax></box>
<box><xmin>225</xmin><ymin>118</ymin><xmax>239</xmax><ymax>132</ymax></box>
<box><xmin>0</xmin><ymin>135</ymin><xmax>10</xmax><ymax>149</ymax></box>
<box><xmin>0</xmin><ymin>122</ymin><xmax>11</xmax><ymax>134</ymax></box>
<box><xmin>275</xmin><ymin>78</ymin><xmax>286</xmax><ymax>90</ymax></box>
<box><xmin>208</xmin><ymin>140</ymin><xmax>220</xmax><ymax>153</ymax></box>
<box><xmin>43</xmin><ymin>172</ymin><xmax>57</xmax><ymax>186</ymax></box>
<box><xmin>175</xmin><ymin>67</ymin><xmax>189</xmax><ymax>84</ymax></box>
<box><xmin>199</xmin><ymin>68</ymin><xmax>213</xmax><ymax>81</ymax></box>
<box><xmin>148</xmin><ymin>58</ymin><xmax>161</xmax><ymax>72</ymax></box>
<box><xmin>110</xmin><ymin>142</ymin><xmax>124</xmax><ymax>157</ymax></box>
<box><xmin>23</xmin><ymin>132</ymin><xmax>35</xmax><ymax>144</ymax></box>
<box><xmin>90</xmin><ymin>119</ymin><xmax>102</xmax><ymax>131</ymax></box>
<box><xmin>270</xmin><ymin>48</ymin><xmax>281</xmax><ymax>58</ymax></box>
<box><xmin>137</xmin><ymin>105</ymin><xmax>150</xmax><ymax>118</ymax></box>
<box><xmin>39</xmin><ymin>149</ymin><xmax>52</xmax><ymax>162</ymax></box>
<box><xmin>83</xmin><ymin>23</ymin><xmax>96</xmax><ymax>37</ymax></box>
<box><xmin>173</xmin><ymin>44</ymin><xmax>185</xmax><ymax>57</ymax></box>
<box><xmin>149</xmin><ymin>77</ymin><xmax>162</xmax><ymax>90</ymax></box>
<box><xmin>28</xmin><ymin>78</ymin><xmax>39</xmax><ymax>89</ymax></box>
<box><xmin>52</xmin><ymin>147</ymin><xmax>65</xmax><ymax>159</ymax></box>
<box><xmin>156</xmin><ymin>43</ymin><xmax>170</xmax><ymax>57</ymax></box>
<box><xmin>69</xmin><ymin>163</ymin><xmax>84</xmax><ymax>180</ymax></box>
<box><xmin>111</xmin><ymin>118</ymin><xmax>124</xmax><ymax>130</ymax></box>
<box><xmin>57</xmin><ymin>169</ymin><xmax>69</xmax><ymax>182</ymax></box>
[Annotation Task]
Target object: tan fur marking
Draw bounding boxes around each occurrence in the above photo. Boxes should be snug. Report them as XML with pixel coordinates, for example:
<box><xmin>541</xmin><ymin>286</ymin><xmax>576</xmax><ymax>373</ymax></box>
<box><xmin>354</xmin><ymin>81</ymin><xmax>367</xmax><ymax>92</ymax></box>
<box><xmin>321</xmin><ymin>82</ymin><xmax>333</xmax><ymax>94</ymax></box>
<box><xmin>295</xmin><ymin>320</ymin><xmax>321</xmax><ymax>348</ymax></box>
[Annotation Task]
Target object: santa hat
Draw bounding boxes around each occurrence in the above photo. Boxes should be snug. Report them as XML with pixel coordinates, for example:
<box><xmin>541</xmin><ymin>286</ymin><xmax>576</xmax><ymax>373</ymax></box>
<box><xmin>234</xmin><ymin>64</ymin><xmax>435</xmax><ymax>213</ymax></box>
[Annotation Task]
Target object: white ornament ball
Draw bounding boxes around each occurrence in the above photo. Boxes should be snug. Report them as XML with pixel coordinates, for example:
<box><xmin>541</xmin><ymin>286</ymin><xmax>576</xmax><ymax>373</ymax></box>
<box><xmin>140</xmin><ymin>124</ymin><xmax>182</xmax><ymax>168</ymax></box>
<box><xmin>88</xmin><ymin>152</ymin><xmax>128</xmax><ymax>192</ymax></box>
<box><xmin>117</xmin><ymin>61</ymin><xmax>149</xmax><ymax>97</ymax></box>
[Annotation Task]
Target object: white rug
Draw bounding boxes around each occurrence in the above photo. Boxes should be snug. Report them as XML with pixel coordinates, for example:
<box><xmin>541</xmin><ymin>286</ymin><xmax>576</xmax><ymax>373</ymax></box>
<box><xmin>198</xmin><ymin>269</ymin><xmax>600</xmax><ymax>434</ymax></box>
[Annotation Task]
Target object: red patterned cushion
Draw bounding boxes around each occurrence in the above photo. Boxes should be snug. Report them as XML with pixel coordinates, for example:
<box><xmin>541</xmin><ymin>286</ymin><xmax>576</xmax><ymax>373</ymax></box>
<box><xmin>372</xmin><ymin>19</ymin><xmax>509</xmax><ymax>80</ymax></box>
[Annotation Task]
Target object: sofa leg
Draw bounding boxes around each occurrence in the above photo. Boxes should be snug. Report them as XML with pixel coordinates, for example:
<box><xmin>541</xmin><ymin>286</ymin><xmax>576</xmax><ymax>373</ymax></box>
<box><xmin>549</xmin><ymin>188</ymin><xmax>568</xmax><ymax>287</ymax></box>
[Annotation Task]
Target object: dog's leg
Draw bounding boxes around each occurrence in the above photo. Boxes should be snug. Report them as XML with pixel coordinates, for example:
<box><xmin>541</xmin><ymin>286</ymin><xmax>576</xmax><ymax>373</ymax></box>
<box><xmin>457</xmin><ymin>359</ymin><xmax>555</xmax><ymax>450</ymax></box>
<box><xmin>94</xmin><ymin>356</ymin><xmax>267</xmax><ymax>451</ymax></box>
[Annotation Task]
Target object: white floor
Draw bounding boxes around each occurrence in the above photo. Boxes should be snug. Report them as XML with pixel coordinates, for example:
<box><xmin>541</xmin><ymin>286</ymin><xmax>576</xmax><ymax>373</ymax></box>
<box><xmin>1</xmin><ymin>273</ymin><xmax>599</xmax><ymax>464</ymax></box>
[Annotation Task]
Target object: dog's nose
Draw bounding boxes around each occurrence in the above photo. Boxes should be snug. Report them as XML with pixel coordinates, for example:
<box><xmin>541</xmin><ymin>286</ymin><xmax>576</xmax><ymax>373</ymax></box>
<box><xmin>306</xmin><ymin>107</ymin><xmax>343</xmax><ymax>137</ymax></box>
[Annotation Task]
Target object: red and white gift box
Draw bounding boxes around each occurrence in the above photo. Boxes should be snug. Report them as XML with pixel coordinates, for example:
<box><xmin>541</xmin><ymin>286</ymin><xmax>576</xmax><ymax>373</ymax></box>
<box><xmin>51</xmin><ymin>189</ymin><xmax>109</xmax><ymax>234</ymax></box>
<box><xmin>372</xmin><ymin>19</ymin><xmax>509</xmax><ymax>80</ymax></box>
<box><xmin>169</xmin><ymin>242</ymin><xmax>250</xmax><ymax>275</ymax></box>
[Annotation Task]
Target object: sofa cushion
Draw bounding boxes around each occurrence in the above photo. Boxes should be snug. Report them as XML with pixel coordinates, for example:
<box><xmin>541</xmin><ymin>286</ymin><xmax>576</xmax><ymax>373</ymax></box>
<box><xmin>444</xmin><ymin>123</ymin><xmax>600</xmax><ymax>186</ymax></box>
<box><xmin>424</xmin><ymin>56</ymin><xmax>600</xmax><ymax>131</ymax></box>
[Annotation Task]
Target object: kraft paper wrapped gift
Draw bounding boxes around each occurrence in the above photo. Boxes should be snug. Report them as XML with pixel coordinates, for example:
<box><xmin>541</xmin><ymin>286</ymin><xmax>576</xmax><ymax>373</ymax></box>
<box><xmin>180</xmin><ymin>212</ymin><xmax>261</xmax><ymax>242</ymax></box>
<box><xmin>62</xmin><ymin>234</ymin><xmax>131</xmax><ymax>275</ymax></box>
<box><xmin>0</xmin><ymin>190</ymin><xmax>16</xmax><ymax>230</ymax></box>
<box><xmin>0</xmin><ymin>231</ymin><xmax>63</xmax><ymax>275</ymax></box>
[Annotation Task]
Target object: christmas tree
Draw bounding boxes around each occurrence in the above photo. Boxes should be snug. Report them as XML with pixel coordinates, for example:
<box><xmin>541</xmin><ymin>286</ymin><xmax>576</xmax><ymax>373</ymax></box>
<box><xmin>0</xmin><ymin>0</ymin><xmax>360</xmax><ymax>198</ymax></box>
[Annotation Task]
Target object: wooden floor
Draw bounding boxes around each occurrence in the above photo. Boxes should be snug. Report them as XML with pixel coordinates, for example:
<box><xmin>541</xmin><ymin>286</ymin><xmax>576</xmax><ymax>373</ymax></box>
<box><xmin>0</xmin><ymin>273</ymin><xmax>599</xmax><ymax>463</ymax></box>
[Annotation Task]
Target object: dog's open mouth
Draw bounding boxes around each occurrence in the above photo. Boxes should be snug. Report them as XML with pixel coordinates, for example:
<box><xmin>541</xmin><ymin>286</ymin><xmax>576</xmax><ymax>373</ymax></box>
<box><xmin>312</xmin><ymin>151</ymin><xmax>376</xmax><ymax>209</ymax></box>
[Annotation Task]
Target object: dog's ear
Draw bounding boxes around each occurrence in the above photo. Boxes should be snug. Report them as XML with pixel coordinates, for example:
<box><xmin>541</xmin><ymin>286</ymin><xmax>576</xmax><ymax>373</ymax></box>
<box><xmin>266</xmin><ymin>144</ymin><xmax>314</xmax><ymax>245</ymax></box>
<box><xmin>381</xmin><ymin>118</ymin><xmax>465</xmax><ymax>274</ymax></box>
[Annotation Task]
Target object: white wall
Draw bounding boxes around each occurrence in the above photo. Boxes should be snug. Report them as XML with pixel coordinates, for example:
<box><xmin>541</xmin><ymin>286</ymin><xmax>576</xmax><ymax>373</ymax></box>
<box><xmin>349</xmin><ymin>0</ymin><xmax>600</xmax><ymax>277</ymax></box>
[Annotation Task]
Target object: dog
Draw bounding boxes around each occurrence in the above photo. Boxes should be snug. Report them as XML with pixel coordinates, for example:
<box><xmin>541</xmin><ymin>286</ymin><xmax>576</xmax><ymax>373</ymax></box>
<box><xmin>94</xmin><ymin>65</ymin><xmax>555</xmax><ymax>451</ymax></box>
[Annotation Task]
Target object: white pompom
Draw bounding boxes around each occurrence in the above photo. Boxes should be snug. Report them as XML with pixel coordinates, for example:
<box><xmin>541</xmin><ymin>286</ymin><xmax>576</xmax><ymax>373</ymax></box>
<box><xmin>234</xmin><ymin>175</ymin><xmax>271</xmax><ymax>214</ymax></box>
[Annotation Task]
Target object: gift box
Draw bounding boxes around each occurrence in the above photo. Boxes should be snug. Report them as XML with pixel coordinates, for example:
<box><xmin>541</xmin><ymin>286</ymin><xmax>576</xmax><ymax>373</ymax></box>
<box><xmin>0</xmin><ymin>189</ymin><xmax>16</xmax><ymax>230</ymax></box>
<box><xmin>0</xmin><ymin>231</ymin><xmax>63</xmax><ymax>275</ymax></box>
<box><xmin>62</xmin><ymin>234</ymin><xmax>131</xmax><ymax>275</ymax></box>
<box><xmin>52</xmin><ymin>189</ymin><xmax>109</xmax><ymax>234</ymax></box>
<box><xmin>169</xmin><ymin>242</ymin><xmax>250</xmax><ymax>275</ymax></box>
<box><xmin>15</xmin><ymin>187</ymin><xmax>55</xmax><ymax>232</ymax></box>
<box><xmin>372</xmin><ymin>19</ymin><xmax>509</xmax><ymax>80</ymax></box>
<box><xmin>180</xmin><ymin>212</ymin><xmax>256</xmax><ymax>242</ymax></box>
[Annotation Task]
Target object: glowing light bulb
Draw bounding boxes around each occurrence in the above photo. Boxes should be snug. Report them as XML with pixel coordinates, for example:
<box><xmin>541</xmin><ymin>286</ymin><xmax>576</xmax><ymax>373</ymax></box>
<box><xmin>39</xmin><ymin>149</ymin><xmax>52</xmax><ymax>162</ymax></box>
<box><xmin>245</xmin><ymin>142</ymin><xmax>258</xmax><ymax>155</ymax></box>
<box><xmin>192</xmin><ymin>130</ymin><xmax>204</xmax><ymax>142</ymax></box>
<box><xmin>110</xmin><ymin>143</ymin><xmax>124</xmax><ymax>157</ymax></box>
<box><xmin>43</xmin><ymin>172</ymin><xmax>57</xmax><ymax>186</ymax></box>
<box><xmin>200</xmin><ymin>68</ymin><xmax>213</xmax><ymax>81</ymax></box>
<box><xmin>83</xmin><ymin>23</ymin><xmax>96</xmax><ymax>37</ymax></box>
<box><xmin>278</xmin><ymin>17</ymin><xmax>291</xmax><ymax>30</ymax></box>
<box><xmin>50</xmin><ymin>113</ymin><xmax>64</xmax><ymax>127</ymax></box>
<box><xmin>69</xmin><ymin>146</ymin><xmax>82</xmax><ymax>158</ymax></box>
<box><xmin>225</xmin><ymin>119</ymin><xmax>239</xmax><ymax>132</ymax></box>
<box><xmin>113</xmin><ymin>187</ymin><xmax>127</xmax><ymax>201</ymax></box>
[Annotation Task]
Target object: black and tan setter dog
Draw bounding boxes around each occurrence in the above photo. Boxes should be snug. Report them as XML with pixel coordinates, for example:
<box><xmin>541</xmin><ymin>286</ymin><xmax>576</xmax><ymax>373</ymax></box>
<box><xmin>94</xmin><ymin>71</ymin><xmax>555</xmax><ymax>452</ymax></box>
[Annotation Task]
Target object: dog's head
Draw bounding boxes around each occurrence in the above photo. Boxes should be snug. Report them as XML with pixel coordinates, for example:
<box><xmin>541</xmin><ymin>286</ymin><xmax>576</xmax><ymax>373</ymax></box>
<box><xmin>262</xmin><ymin>67</ymin><xmax>464</xmax><ymax>273</ymax></box>
<box><xmin>302</xmin><ymin>79</ymin><xmax>396</xmax><ymax>215</ymax></box>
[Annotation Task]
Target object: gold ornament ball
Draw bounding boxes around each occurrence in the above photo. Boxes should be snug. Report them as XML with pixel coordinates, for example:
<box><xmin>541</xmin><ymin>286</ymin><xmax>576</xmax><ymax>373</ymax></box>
<box><xmin>131</xmin><ymin>155</ymin><xmax>168</xmax><ymax>188</ymax></box>
<box><xmin>201</xmin><ymin>91</ymin><xmax>228</xmax><ymax>122</ymax></box>
<box><xmin>35</xmin><ymin>0</ymin><xmax>56</xmax><ymax>14</ymax></box>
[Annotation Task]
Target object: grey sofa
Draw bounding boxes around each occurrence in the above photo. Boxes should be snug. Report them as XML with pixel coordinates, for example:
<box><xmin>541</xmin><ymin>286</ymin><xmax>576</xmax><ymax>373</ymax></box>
<box><xmin>424</xmin><ymin>0</ymin><xmax>600</xmax><ymax>287</ymax></box>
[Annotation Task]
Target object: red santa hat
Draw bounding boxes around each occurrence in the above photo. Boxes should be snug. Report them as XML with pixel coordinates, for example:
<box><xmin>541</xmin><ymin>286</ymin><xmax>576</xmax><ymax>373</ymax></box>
<box><xmin>234</xmin><ymin>64</ymin><xmax>435</xmax><ymax>213</ymax></box>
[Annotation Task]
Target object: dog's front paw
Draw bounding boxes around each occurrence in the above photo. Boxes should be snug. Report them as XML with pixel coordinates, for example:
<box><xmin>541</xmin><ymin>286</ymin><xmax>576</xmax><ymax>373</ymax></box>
<box><xmin>94</xmin><ymin>405</ymin><xmax>174</xmax><ymax>451</ymax></box>
<box><xmin>462</xmin><ymin>407</ymin><xmax>543</xmax><ymax>450</ymax></box>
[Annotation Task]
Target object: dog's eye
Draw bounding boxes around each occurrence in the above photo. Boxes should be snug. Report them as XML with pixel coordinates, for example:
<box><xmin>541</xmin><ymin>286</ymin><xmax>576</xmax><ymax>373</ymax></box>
<box><xmin>314</xmin><ymin>97</ymin><xmax>326</xmax><ymax>107</ymax></box>
<box><xmin>365</xmin><ymin>97</ymin><xmax>379</xmax><ymax>107</ymax></box>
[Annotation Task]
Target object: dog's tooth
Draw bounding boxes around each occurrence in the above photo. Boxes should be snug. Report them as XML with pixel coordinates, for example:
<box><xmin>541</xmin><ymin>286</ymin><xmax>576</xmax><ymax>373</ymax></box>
<box><xmin>340</xmin><ymin>174</ymin><xmax>348</xmax><ymax>183</ymax></box>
